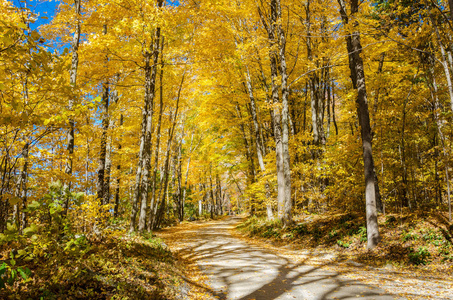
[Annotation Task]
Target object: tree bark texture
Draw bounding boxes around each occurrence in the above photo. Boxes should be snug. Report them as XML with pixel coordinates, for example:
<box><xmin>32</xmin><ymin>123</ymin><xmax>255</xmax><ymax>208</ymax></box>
<box><xmin>138</xmin><ymin>30</ymin><xmax>161</xmax><ymax>232</ymax></box>
<box><xmin>338</xmin><ymin>0</ymin><xmax>380</xmax><ymax>249</ymax></box>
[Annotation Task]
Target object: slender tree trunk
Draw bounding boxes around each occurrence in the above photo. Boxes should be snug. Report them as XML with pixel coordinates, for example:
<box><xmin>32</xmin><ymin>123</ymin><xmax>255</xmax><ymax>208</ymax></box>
<box><xmin>152</xmin><ymin>69</ymin><xmax>184</xmax><ymax>229</ymax></box>
<box><xmin>148</xmin><ymin>38</ymin><xmax>165</xmax><ymax>231</ymax></box>
<box><xmin>209</xmin><ymin>170</ymin><xmax>215</xmax><ymax>219</ymax></box>
<box><xmin>245</xmin><ymin>66</ymin><xmax>274</xmax><ymax>219</ymax></box>
<box><xmin>429</xmin><ymin>60</ymin><xmax>452</xmax><ymax>222</ymax></box>
<box><xmin>105</xmin><ymin>74</ymin><xmax>120</xmax><ymax>207</ymax></box>
<box><xmin>85</xmin><ymin>117</ymin><xmax>90</xmax><ymax>194</ymax></box>
<box><xmin>338</xmin><ymin>0</ymin><xmax>380</xmax><ymax>249</ymax></box>
<box><xmin>63</xmin><ymin>0</ymin><xmax>81</xmax><ymax>213</ymax></box>
<box><xmin>154</xmin><ymin>125</ymin><xmax>174</xmax><ymax>229</ymax></box>
<box><xmin>114</xmin><ymin>114</ymin><xmax>123</xmax><ymax>217</ymax></box>
<box><xmin>432</xmin><ymin>17</ymin><xmax>453</xmax><ymax>122</ymax></box>
<box><xmin>13</xmin><ymin>142</ymin><xmax>29</xmax><ymax>233</ymax></box>
<box><xmin>176</xmin><ymin>131</ymin><xmax>184</xmax><ymax>222</ymax></box>
<box><xmin>236</xmin><ymin>106</ymin><xmax>256</xmax><ymax>215</ymax></box>
<box><xmin>97</xmin><ymin>26</ymin><xmax>109</xmax><ymax>203</ymax></box>
<box><xmin>182</xmin><ymin>133</ymin><xmax>193</xmax><ymax>217</ymax></box>
<box><xmin>129</xmin><ymin>57</ymin><xmax>148</xmax><ymax>232</ymax></box>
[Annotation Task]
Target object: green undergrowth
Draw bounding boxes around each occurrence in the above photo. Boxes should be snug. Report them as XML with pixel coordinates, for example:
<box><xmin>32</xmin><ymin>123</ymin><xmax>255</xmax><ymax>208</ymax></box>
<box><xmin>0</xmin><ymin>228</ymin><xmax>188</xmax><ymax>299</ymax></box>
<box><xmin>237</xmin><ymin>212</ymin><xmax>453</xmax><ymax>271</ymax></box>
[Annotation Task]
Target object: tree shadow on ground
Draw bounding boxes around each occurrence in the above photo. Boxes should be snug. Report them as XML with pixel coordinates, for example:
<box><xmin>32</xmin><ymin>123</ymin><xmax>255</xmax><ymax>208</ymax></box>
<box><xmin>175</xmin><ymin>217</ymin><xmax>396</xmax><ymax>300</ymax></box>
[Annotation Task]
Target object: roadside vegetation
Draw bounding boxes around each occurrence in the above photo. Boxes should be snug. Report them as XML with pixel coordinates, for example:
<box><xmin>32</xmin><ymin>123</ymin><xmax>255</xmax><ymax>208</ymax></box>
<box><xmin>237</xmin><ymin>211</ymin><xmax>453</xmax><ymax>273</ymax></box>
<box><xmin>0</xmin><ymin>219</ymin><xmax>191</xmax><ymax>299</ymax></box>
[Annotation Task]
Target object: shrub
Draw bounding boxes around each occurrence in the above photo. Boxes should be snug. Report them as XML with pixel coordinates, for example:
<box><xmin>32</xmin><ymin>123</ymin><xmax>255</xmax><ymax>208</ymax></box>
<box><xmin>337</xmin><ymin>239</ymin><xmax>351</xmax><ymax>248</ymax></box>
<box><xmin>401</xmin><ymin>230</ymin><xmax>419</xmax><ymax>242</ymax></box>
<box><xmin>408</xmin><ymin>247</ymin><xmax>431</xmax><ymax>265</ymax></box>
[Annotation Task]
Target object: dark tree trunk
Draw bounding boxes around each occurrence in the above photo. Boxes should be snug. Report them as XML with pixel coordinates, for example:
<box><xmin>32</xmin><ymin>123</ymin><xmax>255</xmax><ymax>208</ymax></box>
<box><xmin>338</xmin><ymin>0</ymin><xmax>380</xmax><ymax>249</ymax></box>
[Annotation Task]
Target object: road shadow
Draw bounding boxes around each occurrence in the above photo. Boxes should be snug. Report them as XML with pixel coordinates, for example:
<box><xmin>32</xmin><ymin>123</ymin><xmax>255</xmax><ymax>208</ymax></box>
<box><xmin>174</xmin><ymin>217</ymin><xmax>397</xmax><ymax>300</ymax></box>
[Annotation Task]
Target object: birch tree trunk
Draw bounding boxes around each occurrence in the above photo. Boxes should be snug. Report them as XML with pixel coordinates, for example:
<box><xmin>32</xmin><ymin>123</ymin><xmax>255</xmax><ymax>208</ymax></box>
<box><xmin>428</xmin><ymin>60</ymin><xmax>452</xmax><ymax>222</ymax></box>
<box><xmin>63</xmin><ymin>0</ymin><xmax>81</xmax><ymax>213</ymax></box>
<box><xmin>13</xmin><ymin>142</ymin><xmax>28</xmax><ymax>233</ymax></box>
<box><xmin>278</xmin><ymin>7</ymin><xmax>292</xmax><ymax>226</ymax></box>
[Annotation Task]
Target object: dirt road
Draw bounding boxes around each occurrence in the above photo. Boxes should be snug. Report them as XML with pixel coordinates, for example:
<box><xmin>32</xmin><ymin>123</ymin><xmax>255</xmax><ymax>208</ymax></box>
<box><xmin>159</xmin><ymin>217</ymin><xmax>400</xmax><ymax>300</ymax></box>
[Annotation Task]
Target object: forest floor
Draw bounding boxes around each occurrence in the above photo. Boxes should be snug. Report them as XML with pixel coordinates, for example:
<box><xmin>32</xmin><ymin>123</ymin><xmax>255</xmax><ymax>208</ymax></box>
<box><xmin>0</xmin><ymin>227</ymin><xmax>199</xmax><ymax>299</ymax></box>
<box><xmin>156</xmin><ymin>216</ymin><xmax>453</xmax><ymax>300</ymax></box>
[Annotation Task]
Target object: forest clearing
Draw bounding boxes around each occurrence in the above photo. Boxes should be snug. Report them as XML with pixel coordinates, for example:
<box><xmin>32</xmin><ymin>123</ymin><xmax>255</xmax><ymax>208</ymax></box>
<box><xmin>2</xmin><ymin>0</ymin><xmax>453</xmax><ymax>298</ymax></box>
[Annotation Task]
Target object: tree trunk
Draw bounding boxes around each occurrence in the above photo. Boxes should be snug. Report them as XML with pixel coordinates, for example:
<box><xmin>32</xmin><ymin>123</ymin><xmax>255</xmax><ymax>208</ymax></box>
<box><xmin>13</xmin><ymin>142</ymin><xmax>29</xmax><ymax>233</ymax></box>
<box><xmin>129</xmin><ymin>55</ymin><xmax>149</xmax><ymax>232</ymax></box>
<box><xmin>152</xmin><ymin>69</ymin><xmax>184</xmax><ymax>229</ymax></box>
<box><xmin>97</xmin><ymin>25</ymin><xmax>109</xmax><ymax>203</ymax></box>
<box><xmin>114</xmin><ymin>115</ymin><xmax>123</xmax><ymax>217</ymax></box>
<box><xmin>338</xmin><ymin>0</ymin><xmax>380</xmax><ymax>249</ymax></box>
<box><xmin>63</xmin><ymin>0</ymin><xmax>81</xmax><ymax>213</ymax></box>
<box><xmin>244</xmin><ymin>65</ymin><xmax>274</xmax><ymax>220</ymax></box>
<box><xmin>428</xmin><ymin>59</ymin><xmax>452</xmax><ymax>222</ymax></box>
<box><xmin>148</xmin><ymin>38</ymin><xmax>165</xmax><ymax>231</ymax></box>
<box><xmin>236</xmin><ymin>105</ymin><xmax>256</xmax><ymax>215</ymax></box>
<box><xmin>138</xmin><ymin>30</ymin><xmax>161</xmax><ymax>232</ymax></box>
<box><xmin>182</xmin><ymin>133</ymin><xmax>193</xmax><ymax>218</ymax></box>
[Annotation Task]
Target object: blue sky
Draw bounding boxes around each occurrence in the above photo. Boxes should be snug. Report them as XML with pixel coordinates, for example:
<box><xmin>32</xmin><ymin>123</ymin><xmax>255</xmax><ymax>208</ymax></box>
<box><xmin>13</xmin><ymin>0</ymin><xmax>181</xmax><ymax>31</ymax></box>
<box><xmin>13</xmin><ymin>0</ymin><xmax>57</xmax><ymax>30</ymax></box>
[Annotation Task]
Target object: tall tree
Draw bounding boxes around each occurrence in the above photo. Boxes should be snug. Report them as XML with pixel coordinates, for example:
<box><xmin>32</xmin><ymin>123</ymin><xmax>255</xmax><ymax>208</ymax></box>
<box><xmin>337</xmin><ymin>0</ymin><xmax>380</xmax><ymax>249</ymax></box>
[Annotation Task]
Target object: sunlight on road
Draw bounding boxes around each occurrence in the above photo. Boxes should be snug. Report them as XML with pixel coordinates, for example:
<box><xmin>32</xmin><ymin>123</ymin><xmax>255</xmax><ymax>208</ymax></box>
<box><xmin>159</xmin><ymin>217</ymin><xmax>398</xmax><ymax>300</ymax></box>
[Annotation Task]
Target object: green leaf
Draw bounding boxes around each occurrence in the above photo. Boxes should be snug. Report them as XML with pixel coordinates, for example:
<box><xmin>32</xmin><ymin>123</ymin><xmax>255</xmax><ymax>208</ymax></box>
<box><xmin>0</xmin><ymin>263</ymin><xmax>7</xmax><ymax>275</ymax></box>
<box><xmin>23</xmin><ymin>224</ymin><xmax>38</xmax><ymax>237</ymax></box>
<box><xmin>26</xmin><ymin>200</ymin><xmax>41</xmax><ymax>211</ymax></box>
<box><xmin>6</xmin><ymin>222</ymin><xmax>17</xmax><ymax>233</ymax></box>
<box><xmin>17</xmin><ymin>267</ymin><xmax>31</xmax><ymax>280</ymax></box>
<box><xmin>8</xmin><ymin>269</ymin><xmax>17</xmax><ymax>285</ymax></box>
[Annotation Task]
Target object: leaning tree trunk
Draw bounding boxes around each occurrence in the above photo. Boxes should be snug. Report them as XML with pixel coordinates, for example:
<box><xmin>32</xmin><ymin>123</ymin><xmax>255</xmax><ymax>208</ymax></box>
<box><xmin>338</xmin><ymin>0</ymin><xmax>380</xmax><ymax>249</ymax></box>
